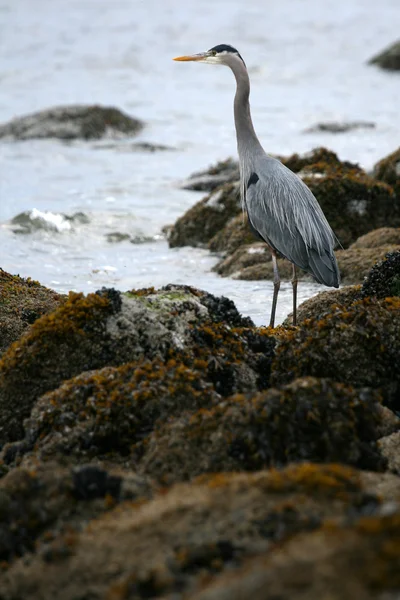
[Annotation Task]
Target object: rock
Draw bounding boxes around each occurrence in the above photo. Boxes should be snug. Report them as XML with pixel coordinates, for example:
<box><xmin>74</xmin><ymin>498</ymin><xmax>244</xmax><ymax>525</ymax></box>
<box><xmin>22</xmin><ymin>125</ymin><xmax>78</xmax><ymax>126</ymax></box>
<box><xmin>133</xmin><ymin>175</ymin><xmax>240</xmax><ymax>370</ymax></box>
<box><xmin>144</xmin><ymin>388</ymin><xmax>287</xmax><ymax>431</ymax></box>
<box><xmin>361</xmin><ymin>250</ymin><xmax>400</xmax><ymax>298</ymax></box>
<box><xmin>337</xmin><ymin>246</ymin><xmax>400</xmax><ymax>283</ymax></box>
<box><xmin>0</xmin><ymin>285</ymin><xmax>274</xmax><ymax>447</ymax></box>
<box><xmin>0</xmin><ymin>105</ymin><xmax>144</xmax><ymax>141</ymax></box>
<box><xmin>168</xmin><ymin>182</ymin><xmax>241</xmax><ymax>248</ymax></box>
<box><xmin>213</xmin><ymin>243</ymin><xmax>271</xmax><ymax>277</ymax></box>
<box><xmin>378</xmin><ymin>431</ymin><xmax>400</xmax><ymax>473</ymax></box>
<box><xmin>208</xmin><ymin>214</ymin><xmax>255</xmax><ymax>254</ymax></box>
<box><xmin>373</xmin><ymin>147</ymin><xmax>400</xmax><ymax>195</ymax></box>
<box><xmin>281</xmin><ymin>147</ymin><xmax>362</xmax><ymax>174</ymax></box>
<box><xmin>368</xmin><ymin>40</ymin><xmax>400</xmax><ymax>71</ymax></box>
<box><xmin>350</xmin><ymin>227</ymin><xmax>400</xmax><ymax>249</ymax></box>
<box><xmin>4</xmin><ymin>358</ymin><xmax>221</xmax><ymax>466</ymax></box>
<box><xmin>304</xmin><ymin>121</ymin><xmax>375</xmax><ymax>134</ymax></box>
<box><xmin>2</xmin><ymin>463</ymin><xmax>399</xmax><ymax>599</ymax></box>
<box><xmin>0</xmin><ymin>269</ymin><xmax>65</xmax><ymax>357</ymax></box>
<box><xmin>213</xmin><ymin>243</ymin><xmax>400</xmax><ymax>285</ymax></box>
<box><xmin>0</xmin><ymin>462</ymin><xmax>154</xmax><ymax>562</ymax></box>
<box><xmin>283</xmin><ymin>285</ymin><xmax>362</xmax><ymax>326</ymax></box>
<box><xmin>300</xmin><ymin>166</ymin><xmax>398</xmax><ymax>249</ymax></box>
<box><xmin>272</xmin><ymin>297</ymin><xmax>400</xmax><ymax>411</ymax></box>
<box><xmin>10</xmin><ymin>210</ymin><xmax>90</xmax><ymax>234</ymax></box>
<box><xmin>187</xmin><ymin>505</ymin><xmax>400</xmax><ymax>600</ymax></box>
<box><xmin>181</xmin><ymin>158</ymin><xmax>239</xmax><ymax>191</ymax></box>
<box><xmin>139</xmin><ymin>377</ymin><xmax>386</xmax><ymax>484</ymax></box>
<box><xmin>93</xmin><ymin>141</ymin><xmax>174</xmax><ymax>152</ymax></box>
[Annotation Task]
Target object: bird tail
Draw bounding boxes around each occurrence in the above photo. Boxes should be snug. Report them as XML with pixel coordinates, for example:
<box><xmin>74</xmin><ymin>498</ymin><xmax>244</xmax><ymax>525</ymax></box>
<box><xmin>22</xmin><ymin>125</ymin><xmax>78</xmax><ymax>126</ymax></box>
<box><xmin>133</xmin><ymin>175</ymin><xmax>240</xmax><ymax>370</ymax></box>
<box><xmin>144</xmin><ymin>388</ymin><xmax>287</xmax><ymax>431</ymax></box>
<box><xmin>308</xmin><ymin>249</ymin><xmax>340</xmax><ymax>288</ymax></box>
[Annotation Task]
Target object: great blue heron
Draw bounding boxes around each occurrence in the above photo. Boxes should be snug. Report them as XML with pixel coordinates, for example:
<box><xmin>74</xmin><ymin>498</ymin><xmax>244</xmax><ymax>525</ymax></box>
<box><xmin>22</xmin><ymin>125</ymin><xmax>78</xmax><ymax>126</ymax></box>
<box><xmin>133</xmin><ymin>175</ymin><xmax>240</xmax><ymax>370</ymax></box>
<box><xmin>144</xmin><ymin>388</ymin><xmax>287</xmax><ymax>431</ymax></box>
<box><xmin>174</xmin><ymin>44</ymin><xmax>340</xmax><ymax>328</ymax></box>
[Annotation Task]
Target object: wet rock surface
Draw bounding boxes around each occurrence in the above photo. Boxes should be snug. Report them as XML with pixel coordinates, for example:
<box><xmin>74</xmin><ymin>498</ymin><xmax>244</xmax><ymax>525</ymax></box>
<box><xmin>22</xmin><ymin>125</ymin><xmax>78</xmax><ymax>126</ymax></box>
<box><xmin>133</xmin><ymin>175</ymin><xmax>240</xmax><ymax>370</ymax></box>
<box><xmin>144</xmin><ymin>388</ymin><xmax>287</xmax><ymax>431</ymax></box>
<box><xmin>0</xmin><ymin>105</ymin><xmax>144</xmax><ymax>141</ymax></box>
<box><xmin>1</xmin><ymin>246</ymin><xmax>400</xmax><ymax>598</ymax></box>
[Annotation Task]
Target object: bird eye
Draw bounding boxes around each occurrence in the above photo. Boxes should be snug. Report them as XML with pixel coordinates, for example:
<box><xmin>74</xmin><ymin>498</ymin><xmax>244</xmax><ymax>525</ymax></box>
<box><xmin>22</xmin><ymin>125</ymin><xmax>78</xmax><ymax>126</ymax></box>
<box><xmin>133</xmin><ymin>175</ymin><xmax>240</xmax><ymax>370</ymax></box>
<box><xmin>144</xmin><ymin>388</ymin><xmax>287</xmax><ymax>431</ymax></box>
<box><xmin>211</xmin><ymin>50</ymin><xmax>217</xmax><ymax>56</ymax></box>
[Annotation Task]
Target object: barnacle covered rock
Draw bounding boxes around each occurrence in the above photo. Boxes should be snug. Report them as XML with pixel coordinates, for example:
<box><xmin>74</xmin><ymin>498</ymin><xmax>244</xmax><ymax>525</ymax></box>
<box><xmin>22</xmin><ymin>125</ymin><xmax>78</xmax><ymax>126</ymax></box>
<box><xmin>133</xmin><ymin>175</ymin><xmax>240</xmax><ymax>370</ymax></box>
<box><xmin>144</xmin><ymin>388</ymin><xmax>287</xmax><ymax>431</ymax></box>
<box><xmin>3</xmin><ymin>358</ymin><xmax>221</xmax><ymax>466</ymax></box>
<box><xmin>361</xmin><ymin>250</ymin><xmax>400</xmax><ymax>299</ymax></box>
<box><xmin>0</xmin><ymin>284</ymin><xmax>274</xmax><ymax>447</ymax></box>
<box><xmin>139</xmin><ymin>377</ymin><xmax>386</xmax><ymax>484</ymax></box>
<box><xmin>272</xmin><ymin>298</ymin><xmax>400</xmax><ymax>411</ymax></box>
<box><xmin>0</xmin><ymin>268</ymin><xmax>65</xmax><ymax>356</ymax></box>
<box><xmin>2</xmin><ymin>463</ymin><xmax>399</xmax><ymax>599</ymax></box>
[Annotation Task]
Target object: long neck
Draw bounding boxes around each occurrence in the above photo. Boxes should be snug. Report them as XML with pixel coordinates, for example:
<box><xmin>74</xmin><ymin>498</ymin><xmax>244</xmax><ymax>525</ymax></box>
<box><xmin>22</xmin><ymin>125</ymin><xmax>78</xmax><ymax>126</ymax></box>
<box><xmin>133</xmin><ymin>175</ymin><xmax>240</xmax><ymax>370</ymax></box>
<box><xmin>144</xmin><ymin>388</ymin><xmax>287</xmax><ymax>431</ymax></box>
<box><xmin>231</xmin><ymin>60</ymin><xmax>263</xmax><ymax>159</ymax></box>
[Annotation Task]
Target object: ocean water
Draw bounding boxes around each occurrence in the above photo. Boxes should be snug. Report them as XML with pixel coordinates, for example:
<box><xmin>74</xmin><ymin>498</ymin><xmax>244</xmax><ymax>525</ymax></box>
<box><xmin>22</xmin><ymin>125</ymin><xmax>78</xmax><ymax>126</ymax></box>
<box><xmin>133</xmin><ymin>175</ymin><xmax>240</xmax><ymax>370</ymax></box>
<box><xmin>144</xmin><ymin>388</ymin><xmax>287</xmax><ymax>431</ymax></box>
<box><xmin>1</xmin><ymin>0</ymin><xmax>399</xmax><ymax>325</ymax></box>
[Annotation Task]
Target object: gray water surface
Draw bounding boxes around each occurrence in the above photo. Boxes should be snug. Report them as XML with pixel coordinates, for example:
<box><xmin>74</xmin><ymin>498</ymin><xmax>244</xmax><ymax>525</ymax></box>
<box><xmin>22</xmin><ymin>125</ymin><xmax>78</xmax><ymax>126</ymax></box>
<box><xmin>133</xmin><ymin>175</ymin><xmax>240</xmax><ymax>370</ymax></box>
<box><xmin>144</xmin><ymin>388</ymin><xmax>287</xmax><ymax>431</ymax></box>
<box><xmin>1</xmin><ymin>0</ymin><xmax>399</xmax><ymax>325</ymax></box>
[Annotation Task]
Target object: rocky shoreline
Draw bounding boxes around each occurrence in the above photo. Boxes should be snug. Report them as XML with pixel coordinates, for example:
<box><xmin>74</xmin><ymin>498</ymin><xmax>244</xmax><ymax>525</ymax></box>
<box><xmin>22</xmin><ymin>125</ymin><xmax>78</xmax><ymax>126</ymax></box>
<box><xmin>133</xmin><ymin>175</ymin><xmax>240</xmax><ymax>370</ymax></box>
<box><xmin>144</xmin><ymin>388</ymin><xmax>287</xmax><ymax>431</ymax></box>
<box><xmin>0</xmin><ymin>230</ymin><xmax>400</xmax><ymax>597</ymax></box>
<box><xmin>169</xmin><ymin>147</ymin><xmax>400</xmax><ymax>285</ymax></box>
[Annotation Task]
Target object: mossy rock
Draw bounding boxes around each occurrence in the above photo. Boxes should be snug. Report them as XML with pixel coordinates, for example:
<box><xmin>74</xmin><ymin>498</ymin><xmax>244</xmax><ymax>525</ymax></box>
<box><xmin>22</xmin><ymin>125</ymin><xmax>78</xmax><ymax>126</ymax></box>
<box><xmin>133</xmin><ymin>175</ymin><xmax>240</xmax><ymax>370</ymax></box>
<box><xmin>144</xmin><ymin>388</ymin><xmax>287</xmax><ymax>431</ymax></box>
<box><xmin>168</xmin><ymin>182</ymin><xmax>241</xmax><ymax>248</ymax></box>
<box><xmin>0</xmin><ymin>105</ymin><xmax>144</xmax><ymax>141</ymax></box>
<box><xmin>4</xmin><ymin>358</ymin><xmax>221</xmax><ymax>466</ymax></box>
<box><xmin>361</xmin><ymin>250</ymin><xmax>400</xmax><ymax>299</ymax></box>
<box><xmin>369</xmin><ymin>40</ymin><xmax>400</xmax><ymax>71</ymax></box>
<box><xmin>282</xmin><ymin>147</ymin><xmax>362</xmax><ymax>175</ymax></box>
<box><xmin>350</xmin><ymin>227</ymin><xmax>400</xmax><ymax>249</ymax></box>
<box><xmin>139</xmin><ymin>377</ymin><xmax>385</xmax><ymax>484</ymax></box>
<box><xmin>0</xmin><ymin>462</ymin><xmax>153</xmax><ymax>562</ymax></box>
<box><xmin>208</xmin><ymin>214</ymin><xmax>255</xmax><ymax>255</ymax></box>
<box><xmin>0</xmin><ymin>285</ymin><xmax>274</xmax><ymax>448</ymax></box>
<box><xmin>0</xmin><ymin>269</ymin><xmax>65</xmax><ymax>356</ymax></box>
<box><xmin>2</xmin><ymin>463</ymin><xmax>398</xmax><ymax>599</ymax></box>
<box><xmin>373</xmin><ymin>147</ymin><xmax>400</xmax><ymax>196</ymax></box>
<box><xmin>272</xmin><ymin>298</ymin><xmax>400</xmax><ymax>411</ymax></box>
<box><xmin>283</xmin><ymin>285</ymin><xmax>362</xmax><ymax>326</ymax></box>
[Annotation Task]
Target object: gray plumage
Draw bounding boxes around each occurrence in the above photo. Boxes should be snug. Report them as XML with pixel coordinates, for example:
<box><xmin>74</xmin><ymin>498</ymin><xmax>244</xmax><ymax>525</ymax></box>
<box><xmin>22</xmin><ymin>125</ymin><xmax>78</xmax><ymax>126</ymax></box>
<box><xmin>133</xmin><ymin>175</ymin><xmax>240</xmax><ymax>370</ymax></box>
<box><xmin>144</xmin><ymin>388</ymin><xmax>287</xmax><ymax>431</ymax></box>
<box><xmin>174</xmin><ymin>44</ymin><xmax>340</xmax><ymax>326</ymax></box>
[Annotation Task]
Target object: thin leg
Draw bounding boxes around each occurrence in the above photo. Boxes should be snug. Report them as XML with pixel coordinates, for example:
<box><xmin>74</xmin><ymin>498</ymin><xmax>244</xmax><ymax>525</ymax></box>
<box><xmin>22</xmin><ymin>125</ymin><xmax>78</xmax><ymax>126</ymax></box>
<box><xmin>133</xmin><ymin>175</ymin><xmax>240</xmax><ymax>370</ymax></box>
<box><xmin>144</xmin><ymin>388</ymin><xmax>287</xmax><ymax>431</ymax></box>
<box><xmin>269</xmin><ymin>250</ymin><xmax>280</xmax><ymax>328</ymax></box>
<box><xmin>291</xmin><ymin>263</ymin><xmax>298</xmax><ymax>326</ymax></box>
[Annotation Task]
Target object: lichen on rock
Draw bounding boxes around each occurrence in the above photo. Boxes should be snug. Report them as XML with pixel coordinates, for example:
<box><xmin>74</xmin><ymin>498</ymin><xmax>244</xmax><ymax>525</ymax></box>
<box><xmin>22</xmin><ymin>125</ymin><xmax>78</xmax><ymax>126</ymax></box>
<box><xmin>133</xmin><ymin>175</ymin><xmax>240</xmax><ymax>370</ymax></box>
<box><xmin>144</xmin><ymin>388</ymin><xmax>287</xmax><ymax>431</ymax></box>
<box><xmin>139</xmin><ymin>377</ymin><xmax>386</xmax><ymax>484</ymax></box>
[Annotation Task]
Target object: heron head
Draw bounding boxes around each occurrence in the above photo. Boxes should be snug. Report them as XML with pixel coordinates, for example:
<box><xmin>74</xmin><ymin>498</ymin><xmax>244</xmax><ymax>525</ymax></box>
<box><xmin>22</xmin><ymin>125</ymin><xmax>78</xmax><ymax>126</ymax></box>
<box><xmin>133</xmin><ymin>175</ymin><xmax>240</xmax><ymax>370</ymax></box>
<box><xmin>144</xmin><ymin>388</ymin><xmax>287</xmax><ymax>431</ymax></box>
<box><xmin>174</xmin><ymin>44</ymin><xmax>245</xmax><ymax>67</ymax></box>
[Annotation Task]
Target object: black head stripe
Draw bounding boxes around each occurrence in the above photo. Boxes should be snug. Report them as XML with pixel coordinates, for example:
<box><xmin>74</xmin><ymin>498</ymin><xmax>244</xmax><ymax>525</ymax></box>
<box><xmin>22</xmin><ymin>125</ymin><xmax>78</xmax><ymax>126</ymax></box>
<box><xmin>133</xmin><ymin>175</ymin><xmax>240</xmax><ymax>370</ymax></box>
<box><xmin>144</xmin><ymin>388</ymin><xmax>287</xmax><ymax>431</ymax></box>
<box><xmin>208</xmin><ymin>44</ymin><xmax>245</xmax><ymax>64</ymax></box>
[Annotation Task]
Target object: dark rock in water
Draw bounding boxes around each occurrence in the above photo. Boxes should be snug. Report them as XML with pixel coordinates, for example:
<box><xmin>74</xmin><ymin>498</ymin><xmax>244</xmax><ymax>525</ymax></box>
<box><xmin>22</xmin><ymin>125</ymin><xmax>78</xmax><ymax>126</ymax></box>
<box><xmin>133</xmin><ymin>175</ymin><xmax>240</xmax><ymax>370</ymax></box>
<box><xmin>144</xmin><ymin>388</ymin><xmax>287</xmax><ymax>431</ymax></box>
<box><xmin>139</xmin><ymin>377</ymin><xmax>386</xmax><ymax>483</ymax></box>
<box><xmin>272</xmin><ymin>297</ymin><xmax>400</xmax><ymax>411</ymax></box>
<box><xmin>10</xmin><ymin>210</ymin><xmax>89</xmax><ymax>234</ymax></box>
<box><xmin>93</xmin><ymin>141</ymin><xmax>174</xmax><ymax>152</ymax></box>
<box><xmin>361</xmin><ymin>250</ymin><xmax>400</xmax><ymax>299</ymax></box>
<box><xmin>0</xmin><ymin>105</ymin><xmax>144</xmax><ymax>141</ymax></box>
<box><xmin>304</xmin><ymin>121</ymin><xmax>375</xmax><ymax>134</ymax></box>
<box><xmin>2</xmin><ymin>463</ymin><xmax>400</xmax><ymax>599</ymax></box>
<box><xmin>181</xmin><ymin>158</ymin><xmax>240</xmax><ymax>191</ymax></box>
<box><xmin>0</xmin><ymin>269</ymin><xmax>65</xmax><ymax>357</ymax></box>
<box><xmin>368</xmin><ymin>39</ymin><xmax>400</xmax><ymax>71</ymax></box>
<box><xmin>0</xmin><ymin>284</ymin><xmax>274</xmax><ymax>448</ymax></box>
<box><xmin>168</xmin><ymin>182</ymin><xmax>241</xmax><ymax>248</ymax></box>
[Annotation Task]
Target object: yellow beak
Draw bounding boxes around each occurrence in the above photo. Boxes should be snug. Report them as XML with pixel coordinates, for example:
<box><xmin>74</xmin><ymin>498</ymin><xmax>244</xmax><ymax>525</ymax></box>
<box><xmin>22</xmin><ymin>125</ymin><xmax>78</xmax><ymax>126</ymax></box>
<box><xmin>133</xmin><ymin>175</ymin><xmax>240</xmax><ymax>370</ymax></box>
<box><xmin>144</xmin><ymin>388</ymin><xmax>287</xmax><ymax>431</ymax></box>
<box><xmin>173</xmin><ymin>54</ymin><xmax>205</xmax><ymax>62</ymax></box>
